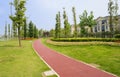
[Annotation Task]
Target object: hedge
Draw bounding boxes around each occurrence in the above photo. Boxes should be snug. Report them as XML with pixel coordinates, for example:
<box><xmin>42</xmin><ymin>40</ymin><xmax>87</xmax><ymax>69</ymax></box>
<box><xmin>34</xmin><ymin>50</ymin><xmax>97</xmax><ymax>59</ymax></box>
<box><xmin>51</xmin><ymin>38</ymin><xmax>120</xmax><ymax>42</ymax></box>
<box><xmin>114</xmin><ymin>34</ymin><xmax>120</xmax><ymax>38</ymax></box>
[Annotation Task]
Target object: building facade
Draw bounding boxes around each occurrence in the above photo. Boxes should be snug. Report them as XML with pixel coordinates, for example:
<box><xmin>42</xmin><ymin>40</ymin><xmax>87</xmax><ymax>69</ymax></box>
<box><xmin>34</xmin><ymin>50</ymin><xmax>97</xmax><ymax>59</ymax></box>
<box><xmin>93</xmin><ymin>15</ymin><xmax>120</xmax><ymax>33</ymax></box>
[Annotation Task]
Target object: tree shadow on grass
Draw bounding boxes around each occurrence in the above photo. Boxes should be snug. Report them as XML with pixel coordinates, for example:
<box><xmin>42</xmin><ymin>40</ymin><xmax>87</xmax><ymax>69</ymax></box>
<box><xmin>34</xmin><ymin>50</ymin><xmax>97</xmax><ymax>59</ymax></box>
<box><xmin>0</xmin><ymin>56</ymin><xmax>15</xmax><ymax>63</ymax></box>
<box><xmin>0</xmin><ymin>45</ymin><xmax>19</xmax><ymax>47</ymax></box>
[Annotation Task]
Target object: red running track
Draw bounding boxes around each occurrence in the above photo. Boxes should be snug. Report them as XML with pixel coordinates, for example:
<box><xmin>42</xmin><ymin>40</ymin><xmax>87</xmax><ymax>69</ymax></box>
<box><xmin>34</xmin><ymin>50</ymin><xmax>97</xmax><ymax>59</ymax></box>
<box><xmin>33</xmin><ymin>40</ymin><xmax>117</xmax><ymax>77</ymax></box>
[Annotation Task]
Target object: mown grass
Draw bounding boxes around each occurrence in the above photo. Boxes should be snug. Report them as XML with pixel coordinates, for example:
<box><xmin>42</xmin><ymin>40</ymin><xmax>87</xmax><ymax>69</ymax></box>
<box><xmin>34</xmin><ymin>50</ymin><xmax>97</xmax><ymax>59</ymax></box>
<box><xmin>42</xmin><ymin>38</ymin><xmax>120</xmax><ymax>77</ymax></box>
<box><xmin>0</xmin><ymin>40</ymin><xmax>57</xmax><ymax>77</ymax></box>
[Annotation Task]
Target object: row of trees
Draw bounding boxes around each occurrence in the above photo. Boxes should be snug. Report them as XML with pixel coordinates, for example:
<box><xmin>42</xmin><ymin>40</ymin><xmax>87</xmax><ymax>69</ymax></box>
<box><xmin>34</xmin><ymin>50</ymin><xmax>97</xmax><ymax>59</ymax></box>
<box><xmin>54</xmin><ymin>0</ymin><xmax>119</xmax><ymax>38</ymax></box>
<box><xmin>55</xmin><ymin>7</ymin><xmax>77</xmax><ymax>38</ymax></box>
<box><xmin>4</xmin><ymin>20</ymin><xmax>39</xmax><ymax>40</ymax></box>
<box><xmin>8</xmin><ymin>0</ymin><xmax>40</xmax><ymax>46</ymax></box>
<box><xmin>54</xmin><ymin>7</ymin><xmax>96</xmax><ymax>38</ymax></box>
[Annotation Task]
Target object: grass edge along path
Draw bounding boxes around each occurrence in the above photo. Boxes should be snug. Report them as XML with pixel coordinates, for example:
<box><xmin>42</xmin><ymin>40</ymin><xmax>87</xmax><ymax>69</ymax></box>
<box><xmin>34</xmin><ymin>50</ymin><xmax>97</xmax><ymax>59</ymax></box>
<box><xmin>32</xmin><ymin>40</ymin><xmax>58</xmax><ymax>77</ymax></box>
<box><xmin>47</xmin><ymin>38</ymin><xmax>120</xmax><ymax>46</ymax></box>
<box><xmin>42</xmin><ymin>38</ymin><xmax>120</xmax><ymax>77</ymax></box>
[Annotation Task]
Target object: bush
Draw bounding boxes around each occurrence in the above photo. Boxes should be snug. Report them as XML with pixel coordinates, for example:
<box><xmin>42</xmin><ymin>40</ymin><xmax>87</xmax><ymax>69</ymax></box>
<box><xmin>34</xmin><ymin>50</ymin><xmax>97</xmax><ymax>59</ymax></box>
<box><xmin>114</xmin><ymin>34</ymin><xmax>120</xmax><ymax>38</ymax></box>
<box><xmin>51</xmin><ymin>38</ymin><xmax>120</xmax><ymax>42</ymax></box>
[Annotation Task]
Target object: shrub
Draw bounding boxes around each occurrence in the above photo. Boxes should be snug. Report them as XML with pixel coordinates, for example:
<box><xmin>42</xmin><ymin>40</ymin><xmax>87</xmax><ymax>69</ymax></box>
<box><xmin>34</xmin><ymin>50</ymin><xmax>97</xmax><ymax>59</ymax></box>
<box><xmin>51</xmin><ymin>38</ymin><xmax>120</xmax><ymax>42</ymax></box>
<box><xmin>114</xmin><ymin>34</ymin><xmax>120</xmax><ymax>38</ymax></box>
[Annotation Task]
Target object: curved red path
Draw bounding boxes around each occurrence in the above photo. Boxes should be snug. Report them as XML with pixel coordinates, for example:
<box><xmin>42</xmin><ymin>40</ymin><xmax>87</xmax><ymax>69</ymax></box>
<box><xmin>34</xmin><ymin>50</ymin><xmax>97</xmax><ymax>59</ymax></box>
<box><xmin>33</xmin><ymin>40</ymin><xmax>117</xmax><ymax>77</ymax></box>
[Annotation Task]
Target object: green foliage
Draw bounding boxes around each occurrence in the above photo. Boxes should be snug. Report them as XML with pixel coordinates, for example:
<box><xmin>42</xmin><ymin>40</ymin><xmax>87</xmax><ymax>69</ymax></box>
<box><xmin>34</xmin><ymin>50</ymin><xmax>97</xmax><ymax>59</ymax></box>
<box><xmin>51</xmin><ymin>38</ymin><xmax>120</xmax><ymax>42</ymax></box>
<box><xmin>108</xmin><ymin>0</ymin><xmax>114</xmax><ymax>32</ymax></box>
<box><xmin>58</xmin><ymin>12</ymin><xmax>61</xmax><ymax>38</ymax></box>
<box><xmin>39</xmin><ymin>29</ymin><xmax>43</xmax><ymax>37</ymax></box>
<box><xmin>80</xmin><ymin>10</ymin><xmax>96</xmax><ymax>35</ymax></box>
<box><xmin>114</xmin><ymin>34</ymin><xmax>120</xmax><ymax>38</ymax></box>
<box><xmin>9</xmin><ymin>0</ymin><xmax>26</xmax><ymax>46</ymax></box>
<box><xmin>72</xmin><ymin>7</ymin><xmax>78</xmax><ymax>37</ymax></box>
<box><xmin>55</xmin><ymin>12</ymin><xmax>61</xmax><ymax>38</ymax></box>
<box><xmin>4</xmin><ymin>23</ymin><xmax>7</xmax><ymax>39</ymax></box>
<box><xmin>28</xmin><ymin>21</ymin><xmax>34</xmax><ymax>38</ymax></box>
<box><xmin>24</xmin><ymin>18</ymin><xmax>27</xmax><ymax>39</ymax></box>
<box><xmin>63</xmin><ymin>8</ymin><xmax>71</xmax><ymax>38</ymax></box>
<box><xmin>8</xmin><ymin>24</ymin><xmax>11</xmax><ymax>39</ymax></box>
<box><xmin>50</xmin><ymin>29</ymin><xmax>55</xmax><ymax>37</ymax></box>
<box><xmin>12</xmin><ymin>22</ymin><xmax>17</xmax><ymax>38</ymax></box>
<box><xmin>33</xmin><ymin>25</ymin><xmax>39</xmax><ymax>38</ymax></box>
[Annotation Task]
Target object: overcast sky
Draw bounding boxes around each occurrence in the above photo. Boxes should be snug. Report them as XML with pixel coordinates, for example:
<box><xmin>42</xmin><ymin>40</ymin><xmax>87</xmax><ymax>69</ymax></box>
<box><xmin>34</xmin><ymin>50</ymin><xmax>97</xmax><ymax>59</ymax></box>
<box><xmin>0</xmin><ymin>0</ymin><xmax>120</xmax><ymax>35</ymax></box>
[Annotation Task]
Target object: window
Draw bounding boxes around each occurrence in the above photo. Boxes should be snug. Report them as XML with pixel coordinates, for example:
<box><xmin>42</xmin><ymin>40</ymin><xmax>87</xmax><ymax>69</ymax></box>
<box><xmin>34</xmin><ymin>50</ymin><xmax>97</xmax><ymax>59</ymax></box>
<box><xmin>95</xmin><ymin>27</ymin><xmax>97</xmax><ymax>32</ymax></box>
<box><xmin>102</xmin><ymin>25</ymin><xmax>105</xmax><ymax>32</ymax></box>
<box><xmin>106</xmin><ymin>25</ymin><xmax>108</xmax><ymax>30</ymax></box>
<box><xmin>102</xmin><ymin>20</ymin><xmax>106</xmax><ymax>24</ymax></box>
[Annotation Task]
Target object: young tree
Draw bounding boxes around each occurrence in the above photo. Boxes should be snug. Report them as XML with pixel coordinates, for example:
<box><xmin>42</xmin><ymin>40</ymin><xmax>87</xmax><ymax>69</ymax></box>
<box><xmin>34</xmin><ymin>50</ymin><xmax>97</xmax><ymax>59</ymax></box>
<box><xmin>108</xmin><ymin>0</ymin><xmax>114</xmax><ymax>32</ymax></box>
<box><xmin>28</xmin><ymin>21</ymin><xmax>34</xmax><ymax>38</ymax></box>
<box><xmin>79</xmin><ymin>10</ymin><xmax>88</xmax><ymax>36</ymax></box>
<box><xmin>36</xmin><ymin>28</ymin><xmax>39</xmax><ymax>38</ymax></box>
<box><xmin>55</xmin><ymin>14</ymin><xmax>59</xmax><ymax>38</ymax></box>
<box><xmin>4</xmin><ymin>23</ymin><xmax>7</xmax><ymax>39</ymax></box>
<box><xmin>11</xmin><ymin>25</ymin><xmax>13</xmax><ymax>38</ymax></box>
<box><xmin>72</xmin><ymin>7</ymin><xmax>77</xmax><ymax>37</ymax></box>
<box><xmin>87</xmin><ymin>11</ymin><xmax>96</xmax><ymax>33</ymax></box>
<box><xmin>58</xmin><ymin>11</ymin><xmax>61</xmax><ymax>38</ymax></box>
<box><xmin>9</xmin><ymin>0</ymin><xmax>26</xmax><ymax>47</ymax></box>
<box><xmin>113</xmin><ymin>0</ymin><xmax>119</xmax><ymax>32</ymax></box>
<box><xmin>50</xmin><ymin>29</ymin><xmax>55</xmax><ymax>37</ymax></box>
<box><xmin>34</xmin><ymin>25</ymin><xmax>38</xmax><ymax>38</ymax></box>
<box><xmin>80</xmin><ymin>10</ymin><xmax>96</xmax><ymax>36</ymax></box>
<box><xmin>24</xmin><ymin>18</ymin><xmax>27</xmax><ymax>39</ymax></box>
<box><xmin>8</xmin><ymin>24</ymin><xmax>11</xmax><ymax>39</ymax></box>
<box><xmin>39</xmin><ymin>29</ymin><xmax>43</xmax><ymax>37</ymax></box>
<box><xmin>63</xmin><ymin>8</ymin><xmax>71</xmax><ymax>38</ymax></box>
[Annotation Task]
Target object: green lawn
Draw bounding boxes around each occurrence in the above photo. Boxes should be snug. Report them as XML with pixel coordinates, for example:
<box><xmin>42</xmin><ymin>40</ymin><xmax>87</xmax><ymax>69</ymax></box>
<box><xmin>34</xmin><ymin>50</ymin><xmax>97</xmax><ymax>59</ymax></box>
<box><xmin>42</xmin><ymin>38</ymin><xmax>120</xmax><ymax>77</ymax></box>
<box><xmin>0</xmin><ymin>40</ymin><xmax>57</xmax><ymax>77</ymax></box>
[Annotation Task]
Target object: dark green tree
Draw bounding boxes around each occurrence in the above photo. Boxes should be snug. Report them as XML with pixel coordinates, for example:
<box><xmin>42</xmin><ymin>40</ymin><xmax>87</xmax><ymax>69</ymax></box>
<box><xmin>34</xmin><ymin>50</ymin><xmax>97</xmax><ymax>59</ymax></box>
<box><xmin>9</xmin><ymin>0</ymin><xmax>26</xmax><ymax>47</ymax></box>
<box><xmin>72</xmin><ymin>7</ymin><xmax>77</xmax><ymax>37</ymax></box>
<box><xmin>28</xmin><ymin>21</ymin><xmax>34</xmax><ymax>38</ymax></box>
<box><xmin>36</xmin><ymin>28</ymin><xmax>39</xmax><ymax>38</ymax></box>
<box><xmin>33</xmin><ymin>25</ymin><xmax>38</xmax><ymax>38</ymax></box>
<box><xmin>24</xmin><ymin>18</ymin><xmax>27</xmax><ymax>39</ymax></box>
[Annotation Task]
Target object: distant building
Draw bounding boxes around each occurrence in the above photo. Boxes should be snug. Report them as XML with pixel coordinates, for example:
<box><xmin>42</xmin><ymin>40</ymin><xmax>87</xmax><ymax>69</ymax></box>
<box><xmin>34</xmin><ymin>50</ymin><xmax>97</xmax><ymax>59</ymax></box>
<box><xmin>71</xmin><ymin>15</ymin><xmax>120</xmax><ymax>35</ymax></box>
<box><xmin>93</xmin><ymin>15</ymin><xmax>120</xmax><ymax>33</ymax></box>
<box><xmin>71</xmin><ymin>25</ymin><xmax>80</xmax><ymax>35</ymax></box>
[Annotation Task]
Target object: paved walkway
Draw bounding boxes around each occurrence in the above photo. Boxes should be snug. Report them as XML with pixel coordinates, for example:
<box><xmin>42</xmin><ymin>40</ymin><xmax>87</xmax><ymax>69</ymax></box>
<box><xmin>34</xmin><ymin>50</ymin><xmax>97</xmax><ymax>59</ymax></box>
<box><xmin>33</xmin><ymin>40</ymin><xmax>117</xmax><ymax>77</ymax></box>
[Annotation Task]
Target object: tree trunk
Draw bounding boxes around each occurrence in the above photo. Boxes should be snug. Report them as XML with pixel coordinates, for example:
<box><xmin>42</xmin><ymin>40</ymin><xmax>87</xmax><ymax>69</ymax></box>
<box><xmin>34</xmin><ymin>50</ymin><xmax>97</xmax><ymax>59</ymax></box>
<box><xmin>18</xmin><ymin>26</ymin><xmax>21</xmax><ymax>47</ymax></box>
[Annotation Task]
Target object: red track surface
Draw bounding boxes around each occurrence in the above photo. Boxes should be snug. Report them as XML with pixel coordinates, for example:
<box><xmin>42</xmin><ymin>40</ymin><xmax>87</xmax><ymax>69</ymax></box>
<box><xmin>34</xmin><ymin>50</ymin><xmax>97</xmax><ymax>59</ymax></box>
<box><xmin>33</xmin><ymin>40</ymin><xmax>117</xmax><ymax>77</ymax></box>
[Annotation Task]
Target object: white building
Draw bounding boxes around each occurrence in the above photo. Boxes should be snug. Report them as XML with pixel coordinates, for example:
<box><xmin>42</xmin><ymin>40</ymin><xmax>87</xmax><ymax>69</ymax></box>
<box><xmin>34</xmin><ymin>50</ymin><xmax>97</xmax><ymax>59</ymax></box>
<box><xmin>93</xmin><ymin>15</ymin><xmax>120</xmax><ymax>33</ymax></box>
